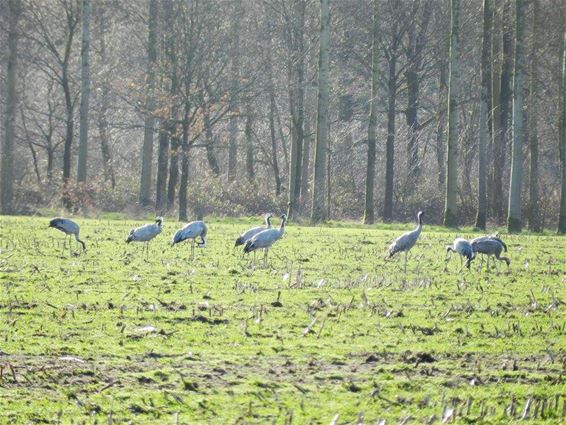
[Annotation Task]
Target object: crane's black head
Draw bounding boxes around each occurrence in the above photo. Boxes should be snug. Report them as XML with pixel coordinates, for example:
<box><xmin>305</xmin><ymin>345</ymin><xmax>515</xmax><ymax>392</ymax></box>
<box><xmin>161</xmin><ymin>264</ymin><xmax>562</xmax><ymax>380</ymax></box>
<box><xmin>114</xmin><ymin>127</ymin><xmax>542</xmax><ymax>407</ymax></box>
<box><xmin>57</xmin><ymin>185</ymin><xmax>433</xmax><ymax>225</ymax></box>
<box><xmin>417</xmin><ymin>211</ymin><xmax>424</xmax><ymax>224</ymax></box>
<box><xmin>155</xmin><ymin>216</ymin><xmax>163</xmax><ymax>226</ymax></box>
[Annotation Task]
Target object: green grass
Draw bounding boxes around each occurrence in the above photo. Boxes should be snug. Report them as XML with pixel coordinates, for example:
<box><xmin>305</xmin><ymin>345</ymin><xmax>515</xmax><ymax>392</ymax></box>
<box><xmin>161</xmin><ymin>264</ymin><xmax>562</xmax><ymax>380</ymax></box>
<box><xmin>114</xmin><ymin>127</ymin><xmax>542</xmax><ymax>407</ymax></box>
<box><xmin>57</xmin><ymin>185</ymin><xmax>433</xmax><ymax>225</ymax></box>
<box><xmin>0</xmin><ymin>215</ymin><xmax>564</xmax><ymax>424</ymax></box>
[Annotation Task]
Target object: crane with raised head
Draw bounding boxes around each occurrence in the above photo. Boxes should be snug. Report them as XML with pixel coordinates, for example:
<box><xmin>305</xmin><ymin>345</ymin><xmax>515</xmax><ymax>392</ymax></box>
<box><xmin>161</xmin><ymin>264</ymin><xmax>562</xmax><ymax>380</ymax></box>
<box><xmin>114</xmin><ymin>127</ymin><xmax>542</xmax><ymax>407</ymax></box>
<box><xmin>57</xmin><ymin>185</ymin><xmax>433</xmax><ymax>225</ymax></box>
<box><xmin>385</xmin><ymin>211</ymin><xmax>424</xmax><ymax>274</ymax></box>
<box><xmin>126</xmin><ymin>217</ymin><xmax>163</xmax><ymax>258</ymax></box>
<box><xmin>243</xmin><ymin>214</ymin><xmax>286</xmax><ymax>267</ymax></box>
<box><xmin>235</xmin><ymin>213</ymin><xmax>272</xmax><ymax>247</ymax></box>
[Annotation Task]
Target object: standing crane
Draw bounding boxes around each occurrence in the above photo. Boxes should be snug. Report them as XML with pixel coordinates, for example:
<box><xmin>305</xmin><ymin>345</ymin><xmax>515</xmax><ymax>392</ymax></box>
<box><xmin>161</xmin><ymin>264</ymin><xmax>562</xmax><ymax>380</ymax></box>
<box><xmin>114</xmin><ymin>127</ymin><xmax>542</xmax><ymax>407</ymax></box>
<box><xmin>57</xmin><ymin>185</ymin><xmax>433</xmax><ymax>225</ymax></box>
<box><xmin>171</xmin><ymin>220</ymin><xmax>208</xmax><ymax>260</ymax></box>
<box><xmin>243</xmin><ymin>214</ymin><xmax>286</xmax><ymax>267</ymax></box>
<box><xmin>48</xmin><ymin>218</ymin><xmax>86</xmax><ymax>253</ymax></box>
<box><xmin>471</xmin><ymin>235</ymin><xmax>510</xmax><ymax>271</ymax></box>
<box><xmin>235</xmin><ymin>213</ymin><xmax>272</xmax><ymax>247</ymax></box>
<box><xmin>126</xmin><ymin>217</ymin><xmax>163</xmax><ymax>258</ymax></box>
<box><xmin>446</xmin><ymin>237</ymin><xmax>475</xmax><ymax>270</ymax></box>
<box><xmin>385</xmin><ymin>211</ymin><xmax>424</xmax><ymax>275</ymax></box>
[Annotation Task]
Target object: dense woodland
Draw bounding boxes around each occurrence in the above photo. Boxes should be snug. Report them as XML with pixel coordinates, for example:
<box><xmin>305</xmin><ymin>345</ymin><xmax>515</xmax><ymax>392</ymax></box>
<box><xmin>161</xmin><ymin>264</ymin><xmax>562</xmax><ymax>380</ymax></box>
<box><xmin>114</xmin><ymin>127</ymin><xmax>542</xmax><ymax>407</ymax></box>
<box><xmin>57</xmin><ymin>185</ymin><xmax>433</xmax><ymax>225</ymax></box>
<box><xmin>0</xmin><ymin>0</ymin><xmax>565</xmax><ymax>232</ymax></box>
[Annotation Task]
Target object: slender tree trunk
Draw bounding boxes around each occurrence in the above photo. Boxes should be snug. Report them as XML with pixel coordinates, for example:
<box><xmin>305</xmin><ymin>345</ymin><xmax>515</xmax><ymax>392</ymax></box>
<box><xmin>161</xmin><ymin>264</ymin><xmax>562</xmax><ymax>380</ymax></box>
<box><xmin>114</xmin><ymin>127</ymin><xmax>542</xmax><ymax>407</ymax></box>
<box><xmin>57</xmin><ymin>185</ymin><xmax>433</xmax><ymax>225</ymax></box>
<box><xmin>287</xmin><ymin>0</ymin><xmax>306</xmax><ymax>219</ymax></box>
<box><xmin>203</xmin><ymin>101</ymin><xmax>220</xmax><ymax>176</ymax></box>
<box><xmin>179</xmin><ymin>99</ymin><xmax>190</xmax><ymax>222</ymax></box>
<box><xmin>311</xmin><ymin>0</ymin><xmax>330</xmax><ymax>223</ymax></box>
<box><xmin>528</xmin><ymin>0</ymin><xmax>541</xmax><ymax>232</ymax></box>
<box><xmin>265</xmin><ymin>22</ymin><xmax>281</xmax><ymax>195</ymax></box>
<box><xmin>62</xmin><ymin>70</ymin><xmax>74</xmax><ymax>210</ymax></box>
<box><xmin>97</xmin><ymin>6</ymin><xmax>115</xmax><ymax>189</ymax></box>
<box><xmin>139</xmin><ymin>0</ymin><xmax>159</xmax><ymax>206</ymax></box>
<box><xmin>436</xmin><ymin>57</ymin><xmax>447</xmax><ymax>189</ymax></box>
<box><xmin>364</xmin><ymin>0</ymin><xmax>379</xmax><ymax>225</ymax></box>
<box><xmin>383</xmin><ymin>55</ymin><xmax>397</xmax><ymax>222</ymax></box>
<box><xmin>227</xmin><ymin>0</ymin><xmax>242</xmax><ymax>182</ymax></box>
<box><xmin>244</xmin><ymin>103</ymin><xmax>255</xmax><ymax>180</ymax></box>
<box><xmin>300</xmin><ymin>112</ymin><xmax>311</xmax><ymax>203</ymax></box>
<box><xmin>77</xmin><ymin>0</ymin><xmax>91</xmax><ymax>183</ymax></box>
<box><xmin>443</xmin><ymin>0</ymin><xmax>460</xmax><ymax>227</ymax></box>
<box><xmin>494</xmin><ymin>0</ymin><xmax>513</xmax><ymax>221</ymax></box>
<box><xmin>1</xmin><ymin>0</ymin><xmax>20</xmax><ymax>214</ymax></box>
<box><xmin>155</xmin><ymin>123</ymin><xmax>169</xmax><ymax>211</ymax></box>
<box><xmin>489</xmin><ymin>2</ymin><xmax>501</xmax><ymax>217</ymax></box>
<box><xmin>476</xmin><ymin>0</ymin><xmax>492</xmax><ymax>230</ymax></box>
<box><xmin>507</xmin><ymin>0</ymin><xmax>525</xmax><ymax>233</ymax></box>
<box><xmin>165</xmin><ymin>0</ymin><xmax>178</xmax><ymax>211</ymax></box>
<box><xmin>558</xmin><ymin>2</ymin><xmax>566</xmax><ymax>233</ymax></box>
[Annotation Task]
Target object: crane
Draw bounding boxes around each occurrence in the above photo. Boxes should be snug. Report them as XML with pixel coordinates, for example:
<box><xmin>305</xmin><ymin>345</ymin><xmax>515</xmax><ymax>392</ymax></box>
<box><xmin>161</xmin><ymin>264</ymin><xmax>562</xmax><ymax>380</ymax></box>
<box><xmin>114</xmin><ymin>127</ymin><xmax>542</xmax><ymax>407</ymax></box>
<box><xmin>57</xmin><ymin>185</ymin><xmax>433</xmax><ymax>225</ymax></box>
<box><xmin>385</xmin><ymin>211</ymin><xmax>424</xmax><ymax>275</ymax></box>
<box><xmin>171</xmin><ymin>220</ymin><xmax>208</xmax><ymax>260</ymax></box>
<box><xmin>243</xmin><ymin>214</ymin><xmax>286</xmax><ymax>267</ymax></box>
<box><xmin>48</xmin><ymin>218</ymin><xmax>86</xmax><ymax>253</ymax></box>
<box><xmin>235</xmin><ymin>213</ymin><xmax>272</xmax><ymax>247</ymax></box>
<box><xmin>126</xmin><ymin>217</ymin><xmax>163</xmax><ymax>258</ymax></box>
<box><xmin>446</xmin><ymin>237</ymin><xmax>475</xmax><ymax>270</ymax></box>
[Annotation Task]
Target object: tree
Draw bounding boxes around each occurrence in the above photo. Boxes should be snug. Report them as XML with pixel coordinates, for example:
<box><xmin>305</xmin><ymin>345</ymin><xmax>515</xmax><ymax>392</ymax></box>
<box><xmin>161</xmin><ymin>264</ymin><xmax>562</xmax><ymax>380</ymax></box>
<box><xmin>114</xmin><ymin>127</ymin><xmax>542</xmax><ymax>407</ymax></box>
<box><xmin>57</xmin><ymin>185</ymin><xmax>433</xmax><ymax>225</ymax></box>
<box><xmin>227</xmin><ymin>0</ymin><xmax>242</xmax><ymax>182</ymax></box>
<box><xmin>311</xmin><ymin>0</ymin><xmax>330</xmax><ymax>223</ymax></box>
<box><xmin>139</xmin><ymin>0</ymin><xmax>159</xmax><ymax>206</ymax></box>
<box><xmin>286</xmin><ymin>0</ymin><xmax>306</xmax><ymax>219</ymax></box>
<box><xmin>443</xmin><ymin>0</ymin><xmax>460</xmax><ymax>227</ymax></box>
<box><xmin>507</xmin><ymin>0</ymin><xmax>525</xmax><ymax>233</ymax></box>
<box><xmin>77</xmin><ymin>0</ymin><xmax>91</xmax><ymax>183</ymax></box>
<box><xmin>1</xmin><ymin>0</ymin><xmax>21</xmax><ymax>214</ymax></box>
<box><xmin>363</xmin><ymin>0</ymin><xmax>379</xmax><ymax>225</ymax></box>
<box><xmin>528</xmin><ymin>0</ymin><xmax>541</xmax><ymax>232</ymax></box>
<box><xmin>475</xmin><ymin>0</ymin><xmax>492</xmax><ymax>230</ymax></box>
<box><xmin>559</xmin><ymin>2</ymin><xmax>566</xmax><ymax>234</ymax></box>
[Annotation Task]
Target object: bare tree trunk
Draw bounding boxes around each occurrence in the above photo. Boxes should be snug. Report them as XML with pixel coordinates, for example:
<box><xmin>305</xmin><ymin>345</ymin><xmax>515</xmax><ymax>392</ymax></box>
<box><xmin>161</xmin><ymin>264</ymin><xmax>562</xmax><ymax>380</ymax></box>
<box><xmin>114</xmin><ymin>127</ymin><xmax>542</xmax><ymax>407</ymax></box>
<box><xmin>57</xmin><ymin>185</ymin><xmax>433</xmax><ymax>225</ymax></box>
<box><xmin>364</xmin><ymin>0</ymin><xmax>379</xmax><ymax>225</ymax></box>
<box><xmin>300</xmin><ymin>112</ymin><xmax>311</xmax><ymax>203</ymax></box>
<box><xmin>155</xmin><ymin>123</ymin><xmax>169</xmax><ymax>212</ymax></box>
<box><xmin>97</xmin><ymin>5</ymin><xmax>115</xmax><ymax>189</ymax></box>
<box><xmin>1</xmin><ymin>0</ymin><xmax>21</xmax><ymax>214</ymax></box>
<box><xmin>77</xmin><ymin>0</ymin><xmax>90</xmax><ymax>183</ymax></box>
<box><xmin>476</xmin><ymin>0</ymin><xmax>492</xmax><ymax>230</ymax></box>
<box><xmin>507</xmin><ymin>0</ymin><xmax>525</xmax><ymax>233</ymax></box>
<box><xmin>493</xmin><ymin>0</ymin><xmax>513</xmax><ymax>221</ymax></box>
<box><xmin>444</xmin><ymin>0</ymin><xmax>460</xmax><ymax>227</ymax></box>
<box><xmin>245</xmin><ymin>102</ymin><xmax>255</xmax><ymax>180</ymax></box>
<box><xmin>264</xmin><ymin>19</ymin><xmax>281</xmax><ymax>195</ymax></box>
<box><xmin>287</xmin><ymin>0</ymin><xmax>306</xmax><ymax>219</ymax></box>
<box><xmin>227</xmin><ymin>0</ymin><xmax>242</xmax><ymax>182</ymax></box>
<box><xmin>558</xmin><ymin>2</ymin><xmax>566</xmax><ymax>233</ymax></box>
<box><xmin>311</xmin><ymin>0</ymin><xmax>330</xmax><ymax>223</ymax></box>
<box><xmin>139</xmin><ymin>0</ymin><xmax>159</xmax><ymax>206</ymax></box>
<box><xmin>383</xmin><ymin>54</ymin><xmax>397</xmax><ymax>222</ymax></box>
<box><xmin>528</xmin><ymin>0</ymin><xmax>541</xmax><ymax>232</ymax></box>
<box><xmin>179</xmin><ymin>99</ymin><xmax>190</xmax><ymax>222</ymax></box>
<box><xmin>436</xmin><ymin>56</ymin><xmax>447</xmax><ymax>189</ymax></box>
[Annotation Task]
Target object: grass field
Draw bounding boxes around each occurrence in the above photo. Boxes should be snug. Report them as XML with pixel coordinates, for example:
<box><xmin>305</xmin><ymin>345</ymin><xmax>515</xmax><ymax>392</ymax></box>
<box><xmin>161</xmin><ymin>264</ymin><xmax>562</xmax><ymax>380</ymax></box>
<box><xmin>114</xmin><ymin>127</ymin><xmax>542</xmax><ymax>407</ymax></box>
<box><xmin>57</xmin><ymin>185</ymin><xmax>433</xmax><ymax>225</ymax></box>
<box><xmin>0</xmin><ymin>215</ymin><xmax>564</xmax><ymax>424</ymax></box>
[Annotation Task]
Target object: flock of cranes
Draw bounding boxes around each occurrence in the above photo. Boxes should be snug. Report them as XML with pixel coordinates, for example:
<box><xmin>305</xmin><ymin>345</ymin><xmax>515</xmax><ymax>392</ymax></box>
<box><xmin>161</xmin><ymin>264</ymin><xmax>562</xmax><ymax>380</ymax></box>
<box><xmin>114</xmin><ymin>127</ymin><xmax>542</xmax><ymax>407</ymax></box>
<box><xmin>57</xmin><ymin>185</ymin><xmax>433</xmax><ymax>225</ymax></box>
<box><xmin>48</xmin><ymin>211</ymin><xmax>510</xmax><ymax>272</ymax></box>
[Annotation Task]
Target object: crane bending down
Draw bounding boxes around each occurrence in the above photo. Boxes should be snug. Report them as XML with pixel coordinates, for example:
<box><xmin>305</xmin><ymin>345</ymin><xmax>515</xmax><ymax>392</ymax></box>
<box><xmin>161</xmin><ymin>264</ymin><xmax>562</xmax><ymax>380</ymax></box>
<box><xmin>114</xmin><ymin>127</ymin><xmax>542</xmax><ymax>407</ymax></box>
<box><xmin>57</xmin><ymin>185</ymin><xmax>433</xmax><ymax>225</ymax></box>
<box><xmin>235</xmin><ymin>213</ymin><xmax>272</xmax><ymax>247</ymax></box>
<box><xmin>446</xmin><ymin>237</ymin><xmax>475</xmax><ymax>270</ymax></box>
<box><xmin>470</xmin><ymin>235</ymin><xmax>510</xmax><ymax>271</ymax></box>
<box><xmin>243</xmin><ymin>214</ymin><xmax>286</xmax><ymax>267</ymax></box>
<box><xmin>49</xmin><ymin>218</ymin><xmax>86</xmax><ymax>252</ymax></box>
<box><xmin>126</xmin><ymin>217</ymin><xmax>163</xmax><ymax>258</ymax></box>
<box><xmin>385</xmin><ymin>211</ymin><xmax>424</xmax><ymax>275</ymax></box>
<box><xmin>171</xmin><ymin>220</ymin><xmax>208</xmax><ymax>260</ymax></box>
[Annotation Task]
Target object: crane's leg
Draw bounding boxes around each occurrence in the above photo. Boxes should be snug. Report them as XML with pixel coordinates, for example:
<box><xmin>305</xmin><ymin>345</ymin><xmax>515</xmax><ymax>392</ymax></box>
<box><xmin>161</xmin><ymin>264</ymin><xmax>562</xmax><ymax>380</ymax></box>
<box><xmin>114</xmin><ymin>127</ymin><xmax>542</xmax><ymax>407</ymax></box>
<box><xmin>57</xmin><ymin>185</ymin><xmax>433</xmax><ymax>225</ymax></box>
<box><xmin>264</xmin><ymin>248</ymin><xmax>269</xmax><ymax>268</ymax></box>
<box><xmin>191</xmin><ymin>241</ymin><xmax>195</xmax><ymax>260</ymax></box>
<box><xmin>404</xmin><ymin>251</ymin><xmax>408</xmax><ymax>276</ymax></box>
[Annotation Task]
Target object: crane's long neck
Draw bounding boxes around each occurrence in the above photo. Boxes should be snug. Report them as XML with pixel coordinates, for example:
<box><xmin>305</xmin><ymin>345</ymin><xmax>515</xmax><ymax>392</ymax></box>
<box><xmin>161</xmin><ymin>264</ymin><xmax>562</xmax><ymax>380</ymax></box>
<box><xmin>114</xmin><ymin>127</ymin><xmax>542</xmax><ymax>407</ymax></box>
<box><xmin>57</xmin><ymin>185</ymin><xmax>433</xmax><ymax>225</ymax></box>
<box><xmin>279</xmin><ymin>217</ymin><xmax>286</xmax><ymax>234</ymax></box>
<box><xmin>265</xmin><ymin>215</ymin><xmax>271</xmax><ymax>228</ymax></box>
